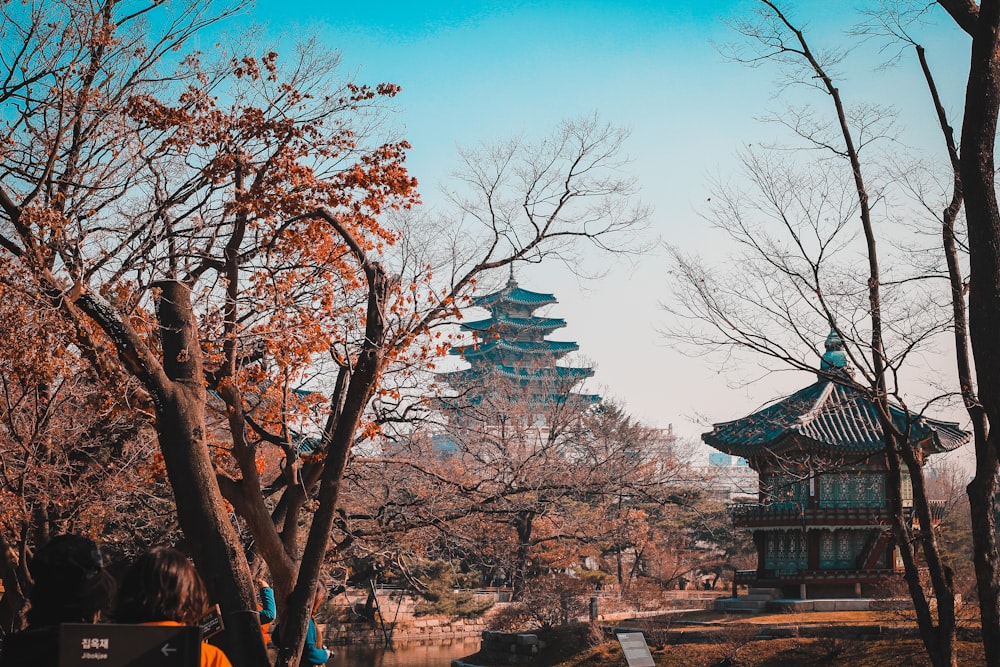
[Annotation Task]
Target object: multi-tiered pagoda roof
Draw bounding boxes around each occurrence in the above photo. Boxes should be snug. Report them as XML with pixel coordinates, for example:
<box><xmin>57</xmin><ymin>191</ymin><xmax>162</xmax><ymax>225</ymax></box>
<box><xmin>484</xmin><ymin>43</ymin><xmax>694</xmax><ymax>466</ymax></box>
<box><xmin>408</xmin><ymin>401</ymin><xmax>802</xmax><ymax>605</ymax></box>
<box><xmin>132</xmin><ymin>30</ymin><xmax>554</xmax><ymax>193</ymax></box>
<box><xmin>443</xmin><ymin>276</ymin><xmax>597</xmax><ymax>405</ymax></box>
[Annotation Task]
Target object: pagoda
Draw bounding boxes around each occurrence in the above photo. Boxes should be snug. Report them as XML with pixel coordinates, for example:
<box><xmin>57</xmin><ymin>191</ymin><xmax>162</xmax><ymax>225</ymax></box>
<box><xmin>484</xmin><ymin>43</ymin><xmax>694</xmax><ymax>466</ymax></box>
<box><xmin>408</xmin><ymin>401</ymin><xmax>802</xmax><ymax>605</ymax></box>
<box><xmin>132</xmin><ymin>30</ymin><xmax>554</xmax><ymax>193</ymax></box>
<box><xmin>441</xmin><ymin>275</ymin><xmax>597</xmax><ymax>421</ymax></box>
<box><xmin>704</xmin><ymin>331</ymin><xmax>969</xmax><ymax>602</ymax></box>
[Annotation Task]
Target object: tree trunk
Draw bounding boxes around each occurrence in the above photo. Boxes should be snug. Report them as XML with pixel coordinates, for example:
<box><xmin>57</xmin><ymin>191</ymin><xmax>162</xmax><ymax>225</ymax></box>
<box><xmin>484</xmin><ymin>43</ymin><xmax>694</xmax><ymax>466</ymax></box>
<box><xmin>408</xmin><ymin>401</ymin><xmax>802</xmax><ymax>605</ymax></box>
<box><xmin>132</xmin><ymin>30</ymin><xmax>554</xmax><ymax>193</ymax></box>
<box><xmin>882</xmin><ymin>431</ymin><xmax>956</xmax><ymax>667</ymax></box>
<box><xmin>968</xmin><ymin>439</ymin><xmax>1000</xmax><ymax>667</ymax></box>
<box><xmin>154</xmin><ymin>280</ymin><xmax>269</xmax><ymax>667</ymax></box>
<box><xmin>949</xmin><ymin>0</ymin><xmax>1000</xmax><ymax>663</ymax></box>
<box><xmin>0</xmin><ymin>530</ymin><xmax>27</xmax><ymax>634</ymax></box>
<box><xmin>511</xmin><ymin>510</ymin><xmax>535</xmax><ymax>601</ymax></box>
<box><xmin>273</xmin><ymin>262</ymin><xmax>390</xmax><ymax>667</ymax></box>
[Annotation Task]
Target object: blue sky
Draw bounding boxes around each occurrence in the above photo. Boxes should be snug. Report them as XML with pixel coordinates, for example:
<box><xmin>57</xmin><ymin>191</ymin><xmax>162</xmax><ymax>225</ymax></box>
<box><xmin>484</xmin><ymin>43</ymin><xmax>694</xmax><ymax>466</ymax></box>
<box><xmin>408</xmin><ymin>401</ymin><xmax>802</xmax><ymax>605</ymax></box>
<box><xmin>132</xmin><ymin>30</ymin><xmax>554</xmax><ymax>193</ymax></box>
<box><xmin>238</xmin><ymin>1</ymin><xmax>973</xmax><ymax>452</ymax></box>
<box><xmin>247</xmin><ymin>0</ymin><xmax>766</xmax><ymax>198</ymax></box>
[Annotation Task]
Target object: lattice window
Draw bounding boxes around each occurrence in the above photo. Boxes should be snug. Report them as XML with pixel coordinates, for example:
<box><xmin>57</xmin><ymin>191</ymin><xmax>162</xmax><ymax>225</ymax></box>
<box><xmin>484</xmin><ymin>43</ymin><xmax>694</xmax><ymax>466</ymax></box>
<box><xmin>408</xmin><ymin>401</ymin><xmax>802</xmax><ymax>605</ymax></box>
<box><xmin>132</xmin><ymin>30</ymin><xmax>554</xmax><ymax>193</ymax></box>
<box><xmin>837</xmin><ymin>530</ymin><xmax>851</xmax><ymax>561</ymax></box>
<box><xmin>869</xmin><ymin>475</ymin><xmax>884</xmax><ymax>504</ymax></box>
<box><xmin>818</xmin><ymin>471</ymin><xmax>889</xmax><ymax>507</ymax></box>
<box><xmin>821</xmin><ymin>531</ymin><xmax>834</xmax><ymax>563</ymax></box>
<box><xmin>854</xmin><ymin>475</ymin><xmax>865</xmax><ymax>502</ymax></box>
<box><xmin>768</xmin><ymin>474</ymin><xmax>807</xmax><ymax>508</ymax></box>
<box><xmin>816</xmin><ymin>530</ymin><xmax>867</xmax><ymax>569</ymax></box>
<box><xmin>766</xmin><ymin>531</ymin><xmax>804</xmax><ymax>573</ymax></box>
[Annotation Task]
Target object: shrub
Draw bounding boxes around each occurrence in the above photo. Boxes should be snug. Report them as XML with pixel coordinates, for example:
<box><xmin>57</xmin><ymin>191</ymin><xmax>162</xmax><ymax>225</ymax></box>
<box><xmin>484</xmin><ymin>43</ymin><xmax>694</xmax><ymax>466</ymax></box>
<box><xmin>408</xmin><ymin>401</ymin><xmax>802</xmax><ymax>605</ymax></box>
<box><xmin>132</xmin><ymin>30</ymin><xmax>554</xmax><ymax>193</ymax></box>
<box><xmin>519</xmin><ymin>573</ymin><xmax>592</xmax><ymax>629</ymax></box>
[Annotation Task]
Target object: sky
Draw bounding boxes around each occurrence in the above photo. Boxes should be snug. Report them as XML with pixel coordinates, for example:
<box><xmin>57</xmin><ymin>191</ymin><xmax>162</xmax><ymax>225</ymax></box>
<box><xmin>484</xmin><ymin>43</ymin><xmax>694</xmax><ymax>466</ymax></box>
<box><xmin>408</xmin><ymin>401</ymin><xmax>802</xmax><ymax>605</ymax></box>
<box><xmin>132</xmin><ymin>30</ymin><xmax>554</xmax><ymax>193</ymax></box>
<box><xmin>239</xmin><ymin>1</ymin><xmax>974</xmax><ymax>458</ymax></box>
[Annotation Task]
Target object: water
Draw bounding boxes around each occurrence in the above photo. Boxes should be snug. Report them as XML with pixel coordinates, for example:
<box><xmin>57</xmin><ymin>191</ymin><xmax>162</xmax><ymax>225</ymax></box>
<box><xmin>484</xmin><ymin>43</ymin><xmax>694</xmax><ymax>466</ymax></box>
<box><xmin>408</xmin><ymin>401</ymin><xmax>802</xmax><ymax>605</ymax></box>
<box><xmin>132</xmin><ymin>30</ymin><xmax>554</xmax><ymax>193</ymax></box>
<box><xmin>326</xmin><ymin>636</ymin><xmax>481</xmax><ymax>667</ymax></box>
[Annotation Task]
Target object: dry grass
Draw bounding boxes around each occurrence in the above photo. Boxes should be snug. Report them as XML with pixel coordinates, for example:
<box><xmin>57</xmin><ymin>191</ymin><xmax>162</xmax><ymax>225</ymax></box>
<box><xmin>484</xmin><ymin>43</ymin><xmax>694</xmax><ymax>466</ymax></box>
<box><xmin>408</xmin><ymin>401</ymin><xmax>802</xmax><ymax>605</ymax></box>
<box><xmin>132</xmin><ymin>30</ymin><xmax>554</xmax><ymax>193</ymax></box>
<box><xmin>722</xmin><ymin>610</ymin><xmax>911</xmax><ymax>625</ymax></box>
<box><xmin>462</xmin><ymin>612</ymin><xmax>984</xmax><ymax>666</ymax></box>
<box><xmin>552</xmin><ymin>638</ymin><xmax>984</xmax><ymax>667</ymax></box>
<box><xmin>639</xmin><ymin>609</ymin><xmax>913</xmax><ymax>625</ymax></box>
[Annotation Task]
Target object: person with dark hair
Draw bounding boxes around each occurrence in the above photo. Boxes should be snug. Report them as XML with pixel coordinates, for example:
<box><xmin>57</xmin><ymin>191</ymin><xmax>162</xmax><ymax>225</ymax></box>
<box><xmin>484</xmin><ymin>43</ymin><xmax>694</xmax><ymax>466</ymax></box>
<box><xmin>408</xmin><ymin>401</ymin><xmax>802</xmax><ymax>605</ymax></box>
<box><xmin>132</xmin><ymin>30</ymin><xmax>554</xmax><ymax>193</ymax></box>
<box><xmin>115</xmin><ymin>547</ymin><xmax>233</xmax><ymax>667</ymax></box>
<box><xmin>0</xmin><ymin>534</ymin><xmax>116</xmax><ymax>667</ymax></box>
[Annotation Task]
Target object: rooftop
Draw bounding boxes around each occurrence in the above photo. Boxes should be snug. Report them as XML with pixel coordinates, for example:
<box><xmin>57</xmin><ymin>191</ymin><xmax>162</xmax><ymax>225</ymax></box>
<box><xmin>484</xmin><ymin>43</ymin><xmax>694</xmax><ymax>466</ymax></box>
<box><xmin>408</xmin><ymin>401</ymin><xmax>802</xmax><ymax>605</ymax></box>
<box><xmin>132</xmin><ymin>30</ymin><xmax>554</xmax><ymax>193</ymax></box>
<box><xmin>472</xmin><ymin>277</ymin><xmax>557</xmax><ymax>310</ymax></box>
<box><xmin>703</xmin><ymin>379</ymin><xmax>970</xmax><ymax>459</ymax></box>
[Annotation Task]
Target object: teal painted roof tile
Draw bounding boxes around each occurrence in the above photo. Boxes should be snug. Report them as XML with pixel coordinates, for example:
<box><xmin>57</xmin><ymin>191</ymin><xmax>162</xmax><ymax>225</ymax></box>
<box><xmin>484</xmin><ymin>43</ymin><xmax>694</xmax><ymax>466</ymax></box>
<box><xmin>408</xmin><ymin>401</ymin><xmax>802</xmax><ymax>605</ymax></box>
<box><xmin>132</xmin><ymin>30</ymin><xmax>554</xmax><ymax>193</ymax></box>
<box><xmin>703</xmin><ymin>380</ymin><xmax>970</xmax><ymax>458</ymax></box>
<box><xmin>461</xmin><ymin>315</ymin><xmax>566</xmax><ymax>332</ymax></box>
<box><xmin>472</xmin><ymin>284</ymin><xmax>557</xmax><ymax>309</ymax></box>
<box><xmin>450</xmin><ymin>338</ymin><xmax>579</xmax><ymax>358</ymax></box>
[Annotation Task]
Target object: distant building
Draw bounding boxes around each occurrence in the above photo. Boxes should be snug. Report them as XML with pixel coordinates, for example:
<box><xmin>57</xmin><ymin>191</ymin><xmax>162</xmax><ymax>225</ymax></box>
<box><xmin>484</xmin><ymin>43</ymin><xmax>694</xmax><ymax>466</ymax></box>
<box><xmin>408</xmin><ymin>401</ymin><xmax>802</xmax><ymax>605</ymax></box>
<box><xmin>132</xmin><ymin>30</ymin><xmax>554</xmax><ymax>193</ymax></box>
<box><xmin>703</xmin><ymin>331</ymin><xmax>970</xmax><ymax>599</ymax></box>
<box><xmin>708</xmin><ymin>452</ymin><xmax>750</xmax><ymax>468</ymax></box>
<box><xmin>702</xmin><ymin>453</ymin><xmax>758</xmax><ymax>501</ymax></box>
<box><xmin>708</xmin><ymin>452</ymin><xmax>732</xmax><ymax>467</ymax></box>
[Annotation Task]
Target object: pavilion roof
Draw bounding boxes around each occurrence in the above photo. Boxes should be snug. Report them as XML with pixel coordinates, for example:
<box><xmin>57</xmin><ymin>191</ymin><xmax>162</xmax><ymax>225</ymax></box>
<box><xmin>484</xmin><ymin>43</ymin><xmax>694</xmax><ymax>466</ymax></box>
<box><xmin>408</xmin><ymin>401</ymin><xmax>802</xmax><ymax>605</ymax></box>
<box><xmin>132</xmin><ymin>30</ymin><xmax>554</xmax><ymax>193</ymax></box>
<box><xmin>703</xmin><ymin>379</ymin><xmax>970</xmax><ymax>459</ymax></box>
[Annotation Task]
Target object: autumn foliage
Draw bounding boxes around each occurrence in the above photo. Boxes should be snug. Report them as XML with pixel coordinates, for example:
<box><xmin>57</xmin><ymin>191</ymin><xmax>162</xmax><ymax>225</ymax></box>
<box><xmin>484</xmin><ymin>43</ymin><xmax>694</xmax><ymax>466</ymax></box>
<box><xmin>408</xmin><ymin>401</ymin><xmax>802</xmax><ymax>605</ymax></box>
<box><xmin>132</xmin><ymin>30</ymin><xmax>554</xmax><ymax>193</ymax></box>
<box><xmin>0</xmin><ymin>1</ymin><xmax>647</xmax><ymax>664</ymax></box>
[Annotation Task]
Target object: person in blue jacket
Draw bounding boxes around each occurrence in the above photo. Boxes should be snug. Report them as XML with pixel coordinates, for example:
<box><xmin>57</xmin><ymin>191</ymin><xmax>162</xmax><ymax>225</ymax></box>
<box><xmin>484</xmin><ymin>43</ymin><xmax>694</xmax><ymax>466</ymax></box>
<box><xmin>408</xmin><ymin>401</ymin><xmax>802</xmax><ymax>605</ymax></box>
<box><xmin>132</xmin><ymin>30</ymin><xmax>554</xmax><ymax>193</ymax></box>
<box><xmin>256</xmin><ymin>577</ymin><xmax>276</xmax><ymax>644</ymax></box>
<box><xmin>272</xmin><ymin>586</ymin><xmax>332</xmax><ymax>664</ymax></box>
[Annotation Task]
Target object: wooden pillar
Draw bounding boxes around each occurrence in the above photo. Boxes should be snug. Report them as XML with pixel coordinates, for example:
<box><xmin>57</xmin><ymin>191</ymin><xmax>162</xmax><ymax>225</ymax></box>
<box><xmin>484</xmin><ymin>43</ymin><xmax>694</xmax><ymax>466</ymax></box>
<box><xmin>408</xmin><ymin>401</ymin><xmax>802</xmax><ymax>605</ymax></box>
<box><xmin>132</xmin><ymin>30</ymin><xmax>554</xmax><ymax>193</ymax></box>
<box><xmin>754</xmin><ymin>531</ymin><xmax>767</xmax><ymax>576</ymax></box>
<box><xmin>807</xmin><ymin>530</ymin><xmax>820</xmax><ymax>569</ymax></box>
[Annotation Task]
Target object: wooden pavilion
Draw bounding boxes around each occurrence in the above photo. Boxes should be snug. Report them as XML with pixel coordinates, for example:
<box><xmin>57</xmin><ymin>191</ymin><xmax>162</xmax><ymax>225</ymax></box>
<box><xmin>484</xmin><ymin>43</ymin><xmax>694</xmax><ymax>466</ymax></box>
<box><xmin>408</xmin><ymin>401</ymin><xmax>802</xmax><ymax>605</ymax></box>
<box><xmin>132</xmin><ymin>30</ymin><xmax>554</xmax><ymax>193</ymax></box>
<box><xmin>703</xmin><ymin>331</ymin><xmax>970</xmax><ymax>601</ymax></box>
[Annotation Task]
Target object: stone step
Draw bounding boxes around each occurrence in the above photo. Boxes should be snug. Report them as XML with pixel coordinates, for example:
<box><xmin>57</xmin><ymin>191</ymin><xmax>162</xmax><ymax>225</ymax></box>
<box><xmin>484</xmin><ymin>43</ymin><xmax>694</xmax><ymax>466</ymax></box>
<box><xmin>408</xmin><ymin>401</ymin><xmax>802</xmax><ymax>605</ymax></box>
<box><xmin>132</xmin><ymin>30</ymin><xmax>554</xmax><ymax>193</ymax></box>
<box><xmin>714</xmin><ymin>599</ymin><xmax>768</xmax><ymax>613</ymax></box>
<box><xmin>747</xmin><ymin>587</ymin><xmax>782</xmax><ymax>598</ymax></box>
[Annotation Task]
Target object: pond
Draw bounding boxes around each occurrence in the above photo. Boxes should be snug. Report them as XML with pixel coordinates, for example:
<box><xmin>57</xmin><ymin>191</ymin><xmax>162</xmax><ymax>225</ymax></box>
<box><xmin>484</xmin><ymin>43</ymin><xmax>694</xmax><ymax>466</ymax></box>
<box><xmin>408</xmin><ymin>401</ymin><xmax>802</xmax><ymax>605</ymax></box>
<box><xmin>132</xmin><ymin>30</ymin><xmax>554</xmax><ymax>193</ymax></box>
<box><xmin>326</xmin><ymin>635</ymin><xmax>481</xmax><ymax>667</ymax></box>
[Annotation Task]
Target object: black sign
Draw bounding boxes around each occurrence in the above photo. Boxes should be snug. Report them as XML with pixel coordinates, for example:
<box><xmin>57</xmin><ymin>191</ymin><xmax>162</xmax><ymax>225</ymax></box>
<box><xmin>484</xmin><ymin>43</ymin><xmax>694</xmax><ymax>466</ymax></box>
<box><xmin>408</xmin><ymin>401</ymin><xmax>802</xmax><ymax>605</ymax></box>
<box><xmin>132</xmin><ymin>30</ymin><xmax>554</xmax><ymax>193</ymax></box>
<box><xmin>199</xmin><ymin>605</ymin><xmax>224</xmax><ymax>640</ymax></box>
<box><xmin>59</xmin><ymin>624</ymin><xmax>200</xmax><ymax>667</ymax></box>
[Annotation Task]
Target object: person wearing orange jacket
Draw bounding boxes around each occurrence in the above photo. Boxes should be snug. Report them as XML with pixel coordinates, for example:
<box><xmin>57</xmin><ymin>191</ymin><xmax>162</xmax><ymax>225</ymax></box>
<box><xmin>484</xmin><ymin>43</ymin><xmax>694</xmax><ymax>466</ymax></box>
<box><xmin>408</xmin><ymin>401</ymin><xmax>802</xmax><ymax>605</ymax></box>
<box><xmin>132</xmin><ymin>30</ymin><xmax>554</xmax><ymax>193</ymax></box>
<box><xmin>115</xmin><ymin>548</ymin><xmax>233</xmax><ymax>667</ymax></box>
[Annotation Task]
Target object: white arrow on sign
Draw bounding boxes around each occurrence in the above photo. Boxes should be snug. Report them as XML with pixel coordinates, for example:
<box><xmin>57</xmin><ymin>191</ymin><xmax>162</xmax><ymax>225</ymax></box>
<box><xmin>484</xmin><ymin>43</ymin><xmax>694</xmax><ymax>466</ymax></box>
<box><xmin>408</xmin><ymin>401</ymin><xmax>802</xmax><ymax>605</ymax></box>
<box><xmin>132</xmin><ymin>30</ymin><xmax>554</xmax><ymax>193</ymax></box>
<box><xmin>161</xmin><ymin>643</ymin><xmax>177</xmax><ymax>657</ymax></box>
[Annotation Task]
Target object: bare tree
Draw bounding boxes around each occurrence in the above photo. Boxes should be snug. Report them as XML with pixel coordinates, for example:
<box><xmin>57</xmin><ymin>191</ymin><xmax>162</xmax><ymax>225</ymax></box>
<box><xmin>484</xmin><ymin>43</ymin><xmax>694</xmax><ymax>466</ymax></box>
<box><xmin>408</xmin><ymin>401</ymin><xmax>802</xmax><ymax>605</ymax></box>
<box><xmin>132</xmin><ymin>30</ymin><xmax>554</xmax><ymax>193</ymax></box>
<box><xmin>665</xmin><ymin>3</ymin><xmax>964</xmax><ymax>665</ymax></box>
<box><xmin>337</xmin><ymin>376</ymin><xmax>678</xmax><ymax>599</ymax></box>
<box><xmin>933</xmin><ymin>2</ymin><xmax>1000</xmax><ymax>664</ymax></box>
<box><xmin>845</xmin><ymin>2</ymin><xmax>1000</xmax><ymax>661</ymax></box>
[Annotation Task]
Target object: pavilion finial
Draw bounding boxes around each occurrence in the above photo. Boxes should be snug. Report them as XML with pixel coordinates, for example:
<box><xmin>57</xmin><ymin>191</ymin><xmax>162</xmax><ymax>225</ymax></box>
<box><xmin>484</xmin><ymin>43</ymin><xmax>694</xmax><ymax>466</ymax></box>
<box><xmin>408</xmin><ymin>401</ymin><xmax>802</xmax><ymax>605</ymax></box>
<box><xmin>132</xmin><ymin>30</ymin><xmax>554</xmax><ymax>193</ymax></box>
<box><xmin>819</xmin><ymin>328</ymin><xmax>851</xmax><ymax>376</ymax></box>
<box><xmin>507</xmin><ymin>263</ymin><xmax>517</xmax><ymax>286</ymax></box>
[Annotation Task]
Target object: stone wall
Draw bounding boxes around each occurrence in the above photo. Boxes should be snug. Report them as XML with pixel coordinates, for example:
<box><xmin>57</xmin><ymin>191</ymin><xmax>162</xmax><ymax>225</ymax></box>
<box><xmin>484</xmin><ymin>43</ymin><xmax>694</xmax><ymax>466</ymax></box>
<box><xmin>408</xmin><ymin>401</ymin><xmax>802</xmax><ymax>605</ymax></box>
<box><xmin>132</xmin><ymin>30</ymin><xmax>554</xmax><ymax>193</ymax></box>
<box><xmin>323</xmin><ymin>613</ymin><xmax>491</xmax><ymax>644</ymax></box>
